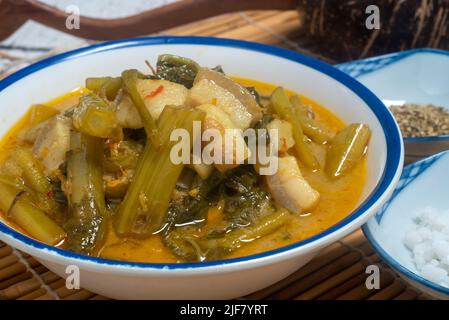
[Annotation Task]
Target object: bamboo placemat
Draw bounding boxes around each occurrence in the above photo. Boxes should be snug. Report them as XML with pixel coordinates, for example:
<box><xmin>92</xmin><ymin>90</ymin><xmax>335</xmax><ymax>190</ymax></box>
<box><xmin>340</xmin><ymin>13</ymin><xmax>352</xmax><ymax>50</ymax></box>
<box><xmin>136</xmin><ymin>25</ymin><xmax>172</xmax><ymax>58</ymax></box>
<box><xmin>0</xmin><ymin>10</ymin><xmax>426</xmax><ymax>300</ymax></box>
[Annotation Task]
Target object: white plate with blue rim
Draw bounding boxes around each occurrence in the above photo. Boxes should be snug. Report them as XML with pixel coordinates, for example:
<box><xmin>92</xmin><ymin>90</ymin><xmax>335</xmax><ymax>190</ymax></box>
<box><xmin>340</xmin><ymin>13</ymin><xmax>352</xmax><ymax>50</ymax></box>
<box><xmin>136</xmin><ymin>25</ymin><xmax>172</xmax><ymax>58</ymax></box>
<box><xmin>362</xmin><ymin>151</ymin><xmax>449</xmax><ymax>299</ymax></box>
<box><xmin>337</xmin><ymin>49</ymin><xmax>449</xmax><ymax>164</ymax></box>
<box><xmin>337</xmin><ymin>49</ymin><xmax>449</xmax><ymax>299</ymax></box>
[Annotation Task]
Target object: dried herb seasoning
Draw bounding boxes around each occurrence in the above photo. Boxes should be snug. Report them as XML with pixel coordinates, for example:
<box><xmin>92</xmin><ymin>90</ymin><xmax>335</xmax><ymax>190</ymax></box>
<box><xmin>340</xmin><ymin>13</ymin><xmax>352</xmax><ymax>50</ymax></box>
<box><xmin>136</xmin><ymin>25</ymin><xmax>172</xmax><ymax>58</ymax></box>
<box><xmin>390</xmin><ymin>104</ymin><xmax>449</xmax><ymax>138</ymax></box>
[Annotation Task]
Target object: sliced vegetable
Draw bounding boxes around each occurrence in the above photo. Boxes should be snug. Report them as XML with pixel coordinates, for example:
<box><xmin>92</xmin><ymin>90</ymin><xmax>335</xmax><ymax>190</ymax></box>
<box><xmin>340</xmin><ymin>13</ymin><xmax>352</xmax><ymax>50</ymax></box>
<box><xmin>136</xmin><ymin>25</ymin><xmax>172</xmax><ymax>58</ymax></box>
<box><xmin>0</xmin><ymin>178</ymin><xmax>22</xmax><ymax>214</ymax></box>
<box><xmin>85</xmin><ymin>77</ymin><xmax>122</xmax><ymax>101</ymax></box>
<box><xmin>270</xmin><ymin>87</ymin><xmax>319</xmax><ymax>169</ymax></box>
<box><xmin>64</xmin><ymin>132</ymin><xmax>107</xmax><ymax>254</ymax></box>
<box><xmin>122</xmin><ymin>69</ymin><xmax>160</xmax><ymax>147</ymax></box>
<box><xmin>4</xmin><ymin>148</ymin><xmax>66</xmax><ymax>223</ymax></box>
<box><xmin>28</xmin><ymin>104</ymin><xmax>59</xmax><ymax>125</ymax></box>
<box><xmin>0</xmin><ymin>180</ymin><xmax>65</xmax><ymax>245</ymax></box>
<box><xmin>72</xmin><ymin>93</ymin><xmax>119</xmax><ymax>139</ymax></box>
<box><xmin>290</xmin><ymin>95</ymin><xmax>331</xmax><ymax>144</ymax></box>
<box><xmin>18</xmin><ymin>121</ymin><xmax>47</xmax><ymax>144</ymax></box>
<box><xmin>325</xmin><ymin>123</ymin><xmax>371</xmax><ymax>179</ymax></box>
<box><xmin>86</xmin><ymin>77</ymin><xmax>111</xmax><ymax>91</ymax></box>
<box><xmin>13</xmin><ymin>147</ymin><xmax>52</xmax><ymax>194</ymax></box>
<box><xmin>204</xmin><ymin>208</ymin><xmax>291</xmax><ymax>258</ymax></box>
<box><xmin>9</xmin><ymin>193</ymin><xmax>66</xmax><ymax>245</ymax></box>
<box><xmin>0</xmin><ymin>160</ymin><xmax>22</xmax><ymax>183</ymax></box>
<box><xmin>165</xmin><ymin>208</ymin><xmax>290</xmax><ymax>261</ymax></box>
<box><xmin>20</xmin><ymin>187</ymin><xmax>66</xmax><ymax>225</ymax></box>
<box><xmin>99</xmin><ymin>77</ymin><xmax>122</xmax><ymax>101</ymax></box>
<box><xmin>114</xmin><ymin>106</ymin><xmax>205</xmax><ymax>237</ymax></box>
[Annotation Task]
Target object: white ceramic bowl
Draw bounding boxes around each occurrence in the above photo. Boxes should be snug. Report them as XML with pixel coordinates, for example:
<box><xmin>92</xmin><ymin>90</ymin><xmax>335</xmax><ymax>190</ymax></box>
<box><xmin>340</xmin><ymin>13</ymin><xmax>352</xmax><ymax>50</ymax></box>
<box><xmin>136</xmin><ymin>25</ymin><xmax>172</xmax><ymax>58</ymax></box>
<box><xmin>0</xmin><ymin>36</ymin><xmax>403</xmax><ymax>299</ymax></box>
<box><xmin>364</xmin><ymin>151</ymin><xmax>449</xmax><ymax>299</ymax></box>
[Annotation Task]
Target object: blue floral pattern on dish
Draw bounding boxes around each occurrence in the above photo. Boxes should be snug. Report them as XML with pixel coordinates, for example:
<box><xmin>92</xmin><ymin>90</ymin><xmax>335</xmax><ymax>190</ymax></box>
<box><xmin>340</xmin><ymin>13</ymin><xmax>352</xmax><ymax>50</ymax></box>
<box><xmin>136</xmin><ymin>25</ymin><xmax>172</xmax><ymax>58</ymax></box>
<box><xmin>336</xmin><ymin>51</ymin><xmax>415</xmax><ymax>78</ymax></box>
<box><xmin>336</xmin><ymin>48</ymin><xmax>449</xmax><ymax>79</ymax></box>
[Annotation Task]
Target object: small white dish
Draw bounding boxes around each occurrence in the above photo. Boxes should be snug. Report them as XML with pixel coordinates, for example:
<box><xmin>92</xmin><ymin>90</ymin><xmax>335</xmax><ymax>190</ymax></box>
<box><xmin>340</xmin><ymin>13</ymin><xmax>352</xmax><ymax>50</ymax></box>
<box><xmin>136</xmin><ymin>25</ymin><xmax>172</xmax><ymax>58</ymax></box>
<box><xmin>0</xmin><ymin>36</ymin><xmax>403</xmax><ymax>299</ymax></box>
<box><xmin>363</xmin><ymin>151</ymin><xmax>449</xmax><ymax>299</ymax></box>
<box><xmin>337</xmin><ymin>49</ymin><xmax>449</xmax><ymax>164</ymax></box>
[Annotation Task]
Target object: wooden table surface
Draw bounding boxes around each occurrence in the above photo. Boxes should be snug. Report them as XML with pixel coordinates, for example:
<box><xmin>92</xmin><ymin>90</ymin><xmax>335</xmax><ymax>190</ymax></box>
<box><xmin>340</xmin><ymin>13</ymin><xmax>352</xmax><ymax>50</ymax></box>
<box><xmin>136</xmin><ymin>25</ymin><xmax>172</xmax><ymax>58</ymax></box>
<box><xmin>0</xmin><ymin>9</ymin><xmax>426</xmax><ymax>300</ymax></box>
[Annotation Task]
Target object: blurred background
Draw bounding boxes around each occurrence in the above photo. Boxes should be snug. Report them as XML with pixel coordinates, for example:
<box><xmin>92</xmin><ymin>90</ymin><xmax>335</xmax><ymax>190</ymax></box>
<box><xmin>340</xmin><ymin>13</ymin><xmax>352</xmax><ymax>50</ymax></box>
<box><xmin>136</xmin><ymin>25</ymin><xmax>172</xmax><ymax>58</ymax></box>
<box><xmin>0</xmin><ymin>0</ymin><xmax>178</xmax><ymax>74</ymax></box>
<box><xmin>1</xmin><ymin>0</ymin><xmax>447</xmax><ymax>78</ymax></box>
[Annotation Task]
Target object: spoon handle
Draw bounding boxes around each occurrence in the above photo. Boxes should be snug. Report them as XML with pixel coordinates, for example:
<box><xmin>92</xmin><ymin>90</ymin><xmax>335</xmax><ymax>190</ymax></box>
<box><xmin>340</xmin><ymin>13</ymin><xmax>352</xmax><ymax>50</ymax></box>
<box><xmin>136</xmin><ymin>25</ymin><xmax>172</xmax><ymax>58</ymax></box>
<box><xmin>0</xmin><ymin>0</ymin><xmax>297</xmax><ymax>41</ymax></box>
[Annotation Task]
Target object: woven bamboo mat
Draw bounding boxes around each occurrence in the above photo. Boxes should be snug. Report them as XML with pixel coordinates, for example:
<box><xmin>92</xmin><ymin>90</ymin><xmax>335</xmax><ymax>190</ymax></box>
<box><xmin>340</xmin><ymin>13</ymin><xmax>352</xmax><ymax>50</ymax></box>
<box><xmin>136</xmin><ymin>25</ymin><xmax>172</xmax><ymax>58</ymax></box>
<box><xmin>0</xmin><ymin>10</ymin><xmax>426</xmax><ymax>300</ymax></box>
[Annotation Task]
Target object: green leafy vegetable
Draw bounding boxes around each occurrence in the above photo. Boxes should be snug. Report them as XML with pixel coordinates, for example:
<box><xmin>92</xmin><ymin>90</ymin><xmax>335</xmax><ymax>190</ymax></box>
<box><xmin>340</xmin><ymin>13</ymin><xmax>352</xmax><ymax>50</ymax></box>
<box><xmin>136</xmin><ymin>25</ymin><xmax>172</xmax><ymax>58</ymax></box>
<box><xmin>162</xmin><ymin>165</ymin><xmax>277</xmax><ymax>261</ymax></box>
<box><xmin>164</xmin><ymin>208</ymin><xmax>291</xmax><ymax>262</ymax></box>
<box><xmin>154</xmin><ymin>54</ymin><xmax>200</xmax><ymax>88</ymax></box>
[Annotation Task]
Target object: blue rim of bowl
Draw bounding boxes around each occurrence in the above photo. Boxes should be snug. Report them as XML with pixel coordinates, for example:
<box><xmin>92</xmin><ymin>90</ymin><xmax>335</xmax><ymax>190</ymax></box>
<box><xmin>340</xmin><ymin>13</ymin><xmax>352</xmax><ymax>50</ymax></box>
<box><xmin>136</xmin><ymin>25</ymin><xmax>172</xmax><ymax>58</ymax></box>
<box><xmin>363</xmin><ymin>152</ymin><xmax>449</xmax><ymax>298</ymax></box>
<box><xmin>0</xmin><ymin>36</ymin><xmax>402</xmax><ymax>269</ymax></box>
<box><xmin>338</xmin><ymin>48</ymin><xmax>449</xmax><ymax>143</ymax></box>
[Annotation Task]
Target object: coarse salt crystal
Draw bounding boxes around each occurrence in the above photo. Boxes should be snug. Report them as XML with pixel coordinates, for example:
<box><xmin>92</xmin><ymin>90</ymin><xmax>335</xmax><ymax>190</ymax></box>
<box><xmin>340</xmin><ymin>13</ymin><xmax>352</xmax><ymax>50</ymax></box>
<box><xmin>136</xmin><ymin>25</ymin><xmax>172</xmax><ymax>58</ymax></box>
<box><xmin>404</xmin><ymin>207</ymin><xmax>449</xmax><ymax>288</ymax></box>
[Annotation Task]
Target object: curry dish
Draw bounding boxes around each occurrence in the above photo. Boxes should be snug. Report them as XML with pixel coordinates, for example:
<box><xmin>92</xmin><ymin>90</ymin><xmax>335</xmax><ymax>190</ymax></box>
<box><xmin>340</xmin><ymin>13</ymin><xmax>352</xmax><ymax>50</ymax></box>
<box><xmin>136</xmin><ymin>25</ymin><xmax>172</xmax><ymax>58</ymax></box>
<box><xmin>0</xmin><ymin>55</ymin><xmax>370</xmax><ymax>262</ymax></box>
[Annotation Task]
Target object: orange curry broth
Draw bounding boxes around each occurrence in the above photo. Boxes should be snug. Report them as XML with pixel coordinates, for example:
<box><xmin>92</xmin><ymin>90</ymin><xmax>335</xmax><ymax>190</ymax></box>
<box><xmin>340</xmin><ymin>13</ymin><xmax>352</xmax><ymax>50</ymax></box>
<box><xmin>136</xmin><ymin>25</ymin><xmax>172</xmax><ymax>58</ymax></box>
<box><xmin>0</xmin><ymin>78</ymin><xmax>366</xmax><ymax>263</ymax></box>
